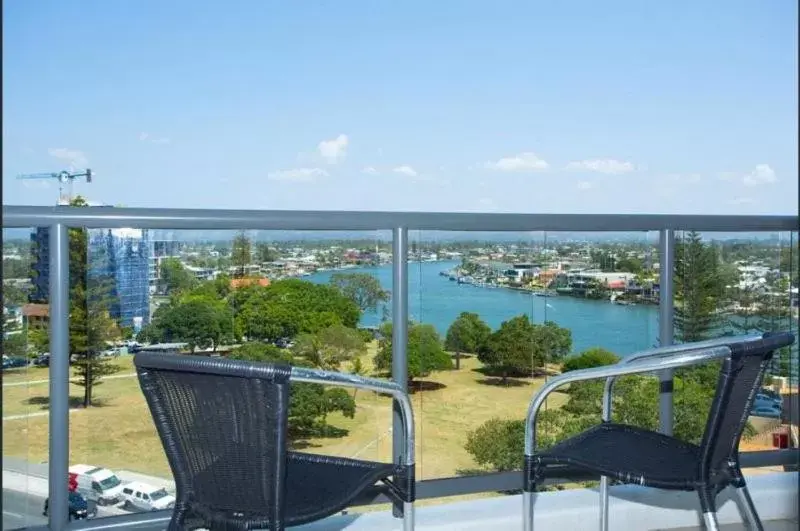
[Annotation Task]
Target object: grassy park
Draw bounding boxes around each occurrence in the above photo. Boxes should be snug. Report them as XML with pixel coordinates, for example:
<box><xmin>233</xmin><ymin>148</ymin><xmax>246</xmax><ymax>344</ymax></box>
<box><xmin>1</xmin><ymin>346</ymin><xmax>567</xmax><ymax>482</ymax></box>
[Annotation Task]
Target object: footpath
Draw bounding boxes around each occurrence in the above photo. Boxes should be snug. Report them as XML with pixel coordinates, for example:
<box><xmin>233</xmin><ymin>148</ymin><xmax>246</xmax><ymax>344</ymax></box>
<box><xmin>2</xmin><ymin>456</ymin><xmax>175</xmax><ymax>516</ymax></box>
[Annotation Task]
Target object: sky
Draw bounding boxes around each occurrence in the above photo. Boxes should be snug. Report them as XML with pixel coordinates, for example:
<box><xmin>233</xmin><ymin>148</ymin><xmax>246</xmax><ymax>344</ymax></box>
<box><xmin>2</xmin><ymin>1</ymin><xmax>798</xmax><ymax>215</ymax></box>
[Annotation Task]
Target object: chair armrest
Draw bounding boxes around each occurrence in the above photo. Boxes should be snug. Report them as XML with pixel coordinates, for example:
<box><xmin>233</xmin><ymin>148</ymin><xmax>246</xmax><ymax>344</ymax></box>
<box><xmin>600</xmin><ymin>334</ymin><xmax>764</xmax><ymax>421</ymax></box>
<box><xmin>524</xmin><ymin>345</ymin><xmax>734</xmax><ymax>456</ymax></box>
<box><xmin>290</xmin><ymin>366</ymin><xmax>415</xmax><ymax>467</ymax></box>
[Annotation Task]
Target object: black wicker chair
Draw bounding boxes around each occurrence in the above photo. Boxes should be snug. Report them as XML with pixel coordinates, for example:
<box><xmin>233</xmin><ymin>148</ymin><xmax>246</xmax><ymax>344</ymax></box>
<box><xmin>134</xmin><ymin>352</ymin><xmax>415</xmax><ymax>531</ymax></box>
<box><xmin>522</xmin><ymin>332</ymin><xmax>795</xmax><ymax>531</ymax></box>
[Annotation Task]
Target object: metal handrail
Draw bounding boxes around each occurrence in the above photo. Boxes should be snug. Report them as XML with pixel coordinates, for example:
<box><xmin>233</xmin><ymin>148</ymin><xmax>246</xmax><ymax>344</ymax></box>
<box><xmin>3</xmin><ymin>204</ymin><xmax>797</xmax><ymax>231</ymax></box>
<box><xmin>524</xmin><ymin>345</ymin><xmax>735</xmax><ymax>456</ymax></box>
<box><xmin>601</xmin><ymin>334</ymin><xmax>764</xmax><ymax>421</ymax></box>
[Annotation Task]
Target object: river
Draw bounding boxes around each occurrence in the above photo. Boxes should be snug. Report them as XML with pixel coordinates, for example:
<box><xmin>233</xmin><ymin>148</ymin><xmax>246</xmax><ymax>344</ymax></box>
<box><xmin>307</xmin><ymin>260</ymin><xmax>660</xmax><ymax>356</ymax></box>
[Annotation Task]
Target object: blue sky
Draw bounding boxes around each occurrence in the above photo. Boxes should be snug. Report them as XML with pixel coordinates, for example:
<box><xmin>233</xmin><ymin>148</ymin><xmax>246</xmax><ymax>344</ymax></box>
<box><xmin>3</xmin><ymin>1</ymin><xmax>797</xmax><ymax>215</ymax></box>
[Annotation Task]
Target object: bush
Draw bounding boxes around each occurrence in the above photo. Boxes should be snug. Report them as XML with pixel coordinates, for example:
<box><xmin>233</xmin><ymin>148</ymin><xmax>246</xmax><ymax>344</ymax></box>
<box><xmin>562</xmin><ymin>347</ymin><xmax>619</xmax><ymax>372</ymax></box>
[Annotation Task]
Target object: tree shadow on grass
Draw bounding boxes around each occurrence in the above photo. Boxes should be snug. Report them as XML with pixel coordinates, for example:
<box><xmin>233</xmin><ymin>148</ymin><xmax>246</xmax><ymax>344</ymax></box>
<box><xmin>24</xmin><ymin>396</ymin><xmax>109</xmax><ymax>410</ymax></box>
<box><xmin>374</xmin><ymin>380</ymin><xmax>447</xmax><ymax>396</ymax></box>
<box><xmin>408</xmin><ymin>380</ymin><xmax>447</xmax><ymax>394</ymax></box>
<box><xmin>290</xmin><ymin>440</ymin><xmax>322</xmax><ymax>450</ymax></box>
<box><xmin>475</xmin><ymin>377</ymin><xmax>529</xmax><ymax>388</ymax></box>
<box><xmin>472</xmin><ymin>365</ymin><xmax>555</xmax><ymax>379</ymax></box>
<box><xmin>289</xmin><ymin>424</ymin><xmax>350</xmax><ymax>449</ymax></box>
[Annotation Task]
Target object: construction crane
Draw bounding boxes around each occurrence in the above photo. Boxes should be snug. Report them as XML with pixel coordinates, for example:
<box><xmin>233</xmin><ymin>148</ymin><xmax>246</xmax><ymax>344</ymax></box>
<box><xmin>17</xmin><ymin>169</ymin><xmax>93</xmax><ymax>204</ymax></box>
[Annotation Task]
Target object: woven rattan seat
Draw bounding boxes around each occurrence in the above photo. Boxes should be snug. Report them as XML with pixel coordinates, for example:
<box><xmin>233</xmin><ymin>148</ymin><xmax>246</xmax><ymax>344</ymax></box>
<box><xmin>135</xmin><ymin>353</ymin><xmax>415</xmax><ymax>531</ymax></box>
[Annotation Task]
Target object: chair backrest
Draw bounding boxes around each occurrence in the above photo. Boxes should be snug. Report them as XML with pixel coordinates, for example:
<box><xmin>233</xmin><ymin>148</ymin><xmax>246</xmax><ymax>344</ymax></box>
<box><xmin>698</xmin><ymin>332</ymin><xmax>795</xmax><ymax>479</ymax></box>
<box><xmin>134</xmin><ymin>352</ymin><xmax>292</xmax><ymax>526</ymax></box>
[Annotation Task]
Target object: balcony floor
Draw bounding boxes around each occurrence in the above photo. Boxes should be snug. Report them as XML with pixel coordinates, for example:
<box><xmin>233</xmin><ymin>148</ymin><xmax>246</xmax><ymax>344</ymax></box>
<box><xmin>667</xmin><ymin>520</ymin><xmax>798</xmax><ymax>531</ymax></box>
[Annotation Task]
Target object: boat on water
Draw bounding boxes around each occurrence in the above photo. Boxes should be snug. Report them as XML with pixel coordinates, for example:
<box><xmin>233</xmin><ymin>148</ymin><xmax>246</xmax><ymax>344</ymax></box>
<box><xmin>532</xmin><ymin>290</ymin><xmax>557</xmax><ymax>297</ymax></box>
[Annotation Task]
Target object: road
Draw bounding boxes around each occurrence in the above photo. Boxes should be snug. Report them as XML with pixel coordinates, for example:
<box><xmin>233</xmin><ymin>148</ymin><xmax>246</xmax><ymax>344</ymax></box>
<box><xmin>2</xmin><ymin>489</ymin><xmax>168</xmax><ymax>531</ymax></box>
<box><xmin>3</xmin><ymin>488</ymin><xmax>46</xmax><ymax>530</ymax></box>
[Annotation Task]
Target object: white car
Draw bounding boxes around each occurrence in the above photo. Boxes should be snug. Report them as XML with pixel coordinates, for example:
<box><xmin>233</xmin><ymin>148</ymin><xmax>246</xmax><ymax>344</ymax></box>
<box><xmin>69</xmin><ymin>464</ymin><xmax>125</xmax><ymax>506</ymax></box>
<box><xmin>121</xmin><ymin>482</ymin><xmax>176</xmax><ymax>512</ymax></box>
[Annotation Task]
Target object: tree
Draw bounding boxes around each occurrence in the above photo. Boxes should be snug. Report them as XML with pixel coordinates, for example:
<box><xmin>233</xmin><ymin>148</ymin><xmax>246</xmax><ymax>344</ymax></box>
<box><xmin>70</xmin><ymin>277</ymin><xmax>123</xmax><ymax>407</ymax></box>
<box><xmin>464</xmin><ymin>411</ymin><xmax>592</xmax><ymax>472</ymax></box>
<box><xmin>255</xmin><ymin>243</ymin><xmax>280</xmax><ymax>264</ymax></box>
<box><xmin>3</xmin><ymin>332</ymin><xmax>27</xmax><ymax>358</ymax></box>
<box><xmin>445</xmin><ymin>312</ymin><xmax>491</xmax><ymax>370</ymax></box>
<box><xmin>349</xmin><ymin>357</ymin><xmax>367</xmax><ymax>399</ymax></box>
<box><xmin>562</xmin><ymin>348</ymin><xmax>619</xmax><ymax>372</ymax></box>
<box><xmin>465</xmin><ymin>418</ymin><xmax>525</xmax><ymax>472</ymax></box>
<box><xmin>28</xmin><ymin>326</ymin><xmax>50</xmax><ymax>354</ymax></box>
<box><xmin>479</xmin><ymin>315</ymin><xmax>536</xmax><ymax>383</ymax></box>
<box><xmin>292</xmin><ymin>323</ymin><xmax>367</xmax><ymax>371</ymax></box>
<box><xmin>2</xmin><ymin>281</ymin><xmax>29</xmax><ymax>306</ymax></box>
<box><xmin>374</xmin><ymin>321</ymin><xmax>453</xmax><ymax>384</ymax></box>
<box><xmin>231</xmin><ymin>231</ymin><xmax>252</xmax><ymax>278</ymax></box>
<box><xmin>3</xmin><ymin>258</ymin><xmax>30</xmax><ymax>279</ymax></box>
<box><xmin>674</xmin><ymin>231</ymin><xmax>724</xmax><ymax>343</ymax></box>
<box><xmin>329</xmin><ymin>272</ymin><xmax>389</xmax><ymax>314</ymax></box>
<box><xmin>65</xmin><ymin>197</ymin><xmax>124</xmax><ymax>408</ymax></box>
<box><xmin>229</xmin><ymin>342</ymin><xmax>356</xmax><ymax>440</ymax></box>
<box><xmin>616</xmin><ymin>257</ymin><xmax>643</xmax><ymax>274</ymax></box>
<box><xmin>537</xmin><ymin>321</ymin><xmax>572</xmax><ymax>364</ymax></box>
<box><xmin>159</xmin><ymin>257</ymin><xmax>197</xmax><ymax>295</ymax></box>
<box><xmin>149</xmin><ymin>294</ymin><xmax>234</xmax><ymax>352</ymax></box>
<box><xmin>234</xmin><ymin>279</ymin><xmax>360</xmax><ymax>342</ymax></box>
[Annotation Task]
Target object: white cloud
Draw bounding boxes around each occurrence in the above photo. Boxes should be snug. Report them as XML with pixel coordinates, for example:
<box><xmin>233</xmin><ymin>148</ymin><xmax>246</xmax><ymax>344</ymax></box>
<box><xmin>267</xmin><ymin>168</ymin><xmax>329</xmax><ymax>182</ymax></box>
<box><xmin>362</xmin><ymin>166</ymin><xmax>379</xmax><ymax>175</ymax></box>
<box><xmin>565</xmin><ymin>159</ymin><xmax>635</xmax><ymax>174</ymax></box>
<box><xmin>485</xmin><ymin>152</ymin><xmax>549</xmax><ymax>172</ymax></box>
<box><xmin>577</xmin><ymin>181</ymin><xmax>593</xmax><ymax>190</ymax></box>
<box><xmin>48</xmin><ymin>148</ymin><xmax>88</xmax><ymax>168</ymax></box>
<box><xmin>393</xmin><ymin>165</ymin><xmax>418</xmax><ymax>177</ymax></box>
<box><xmin>318</xmin><ymin>134</ymin><xmax>349</xmax><ymax>164</ymax></box>
<box><xmin>729</xmin><ymin>197</ymin><xmax>755</xmax><ymax>205</ymax></box>
<box><xmin>139</xmin><ymin>132</ymin><xmax>171</xmax><ymax>144</ymax></box>
<box><xmin>742</xmin><ymin>164</ymin><xmax>777</xmax><ymax>186</ymax></box>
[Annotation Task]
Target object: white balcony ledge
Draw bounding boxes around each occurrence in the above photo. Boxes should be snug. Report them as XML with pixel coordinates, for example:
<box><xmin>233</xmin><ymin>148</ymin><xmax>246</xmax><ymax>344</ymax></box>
<box><xmin>295</xmin><ymin>472</ymin><xmax>797</xmax><ymax>531</ymax></box>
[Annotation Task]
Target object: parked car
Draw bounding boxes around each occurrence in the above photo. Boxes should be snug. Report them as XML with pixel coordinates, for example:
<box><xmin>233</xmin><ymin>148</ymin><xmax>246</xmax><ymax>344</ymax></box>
<box><xmin>69</xmin><ymin>464</ymin><xmax>125</xmax><ymax>506</ymax></box>
<box><xmin>43</xmin><ymin>491</ymin><xmax>97</xmax><ymax>520</ymax></box>
<box><xmin>33</xmin><ymin>353</ymin><xmax>50</xmax><ymax>367</ymax></box>
<box><xmin>2</xmin><ymin>356</ymin><xmax>28</xmax><ymax>370</ymax></box>
<box><xmin>755</xmin><ymin>391</ymin><xmax>783</xmax><ymax>406</ymax></box>
<box><xmin>121</xmin><ymin>482</ymin><xmax>176</xmax><ymax>512</ymax></box>
<box><xmin>750</xmin><ymin>405</ymin><xmax>782</xmax><ymax>419</ymax></box>
<box><xmin>753</xmin><ymin>396</ymin><xmax>782</xmax><ymax>411</ymax></box>
<box><xmin>129</xmin><ymin>343</ymin><xmax>142</xmax><ymax>354</ymax></box>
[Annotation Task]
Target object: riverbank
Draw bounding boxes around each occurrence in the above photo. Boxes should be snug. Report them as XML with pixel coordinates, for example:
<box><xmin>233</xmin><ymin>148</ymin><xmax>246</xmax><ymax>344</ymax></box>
<box><xmin>308</xmin><ymin>260</ymin><xmax>661</xmax><ymax>356</ymax></box>
<box><xmin>439</xmin><ymin>265</ymin><xmax>659</xmax><ymax>306</ymax></box>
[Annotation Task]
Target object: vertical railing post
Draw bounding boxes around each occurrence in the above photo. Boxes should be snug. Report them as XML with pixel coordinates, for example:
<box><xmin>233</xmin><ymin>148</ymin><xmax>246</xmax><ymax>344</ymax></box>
<box><xmin>658</xmin><ymin>228</ymin><xmax>676</xmax><ymax>435</ymax></box>
<box><xmin>48</xmin><ymin>223</ymin><xmax>70</xmax><ymax>531</ymax></box>
<box><xmin>391</xmin><ymin>227</ymin><xmax>409</xmax><ymax>518</ymax></box>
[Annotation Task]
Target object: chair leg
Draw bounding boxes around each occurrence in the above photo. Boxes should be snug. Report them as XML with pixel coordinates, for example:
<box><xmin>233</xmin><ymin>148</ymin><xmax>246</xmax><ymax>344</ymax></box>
<box><xmin>698</xmin><ymin>487</ymin><xmax>719</xmax><ymax>531</ymax></box>
<box><xmin>599</xmin><ymin>475</ymin><xmax>609</xmax><ymax>531</ymax></box>
<box><xmin>403</xmin><ymin>501</ymin><xmax>415</xmax><ymax>531</ymax></box>
<box><xmin>523</xmin><ymin>456</ymin><xmax>540</xmax><ymax>531</ymax></box>
<box><xmin>702</xmin><ymin>511</ymin><xmax>720</xmax><ymax>531</ymax></box>
<box><xmin>523</xmin><ymin>490</ymin><xmax>535</xmax><ymax>531</ymax></box>
<box><xmin>735</xmin><ymin>485</ymin><xmax>764</xmax><ymax>531</ymax></box>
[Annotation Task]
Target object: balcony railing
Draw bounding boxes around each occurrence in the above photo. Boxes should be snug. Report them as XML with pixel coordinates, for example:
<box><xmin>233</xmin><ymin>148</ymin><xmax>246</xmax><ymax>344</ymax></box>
<box><xmin>2</xmin><ymin>205</ymin><xmax>798</xmax><ymax>531</ymax></box>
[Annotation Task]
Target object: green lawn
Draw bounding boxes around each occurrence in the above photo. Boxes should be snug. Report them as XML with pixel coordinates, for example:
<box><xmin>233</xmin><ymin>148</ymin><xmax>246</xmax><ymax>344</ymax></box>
<box><xmin>1</xmin><ymin>356</ymin><xmax>135</xmax><ymax>385</ymax></box>
<box><xmin>2</xmin><ymin>348</ymin><xmax>565</xmax><ymax>482</ymax></box>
